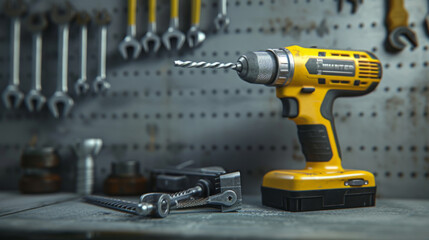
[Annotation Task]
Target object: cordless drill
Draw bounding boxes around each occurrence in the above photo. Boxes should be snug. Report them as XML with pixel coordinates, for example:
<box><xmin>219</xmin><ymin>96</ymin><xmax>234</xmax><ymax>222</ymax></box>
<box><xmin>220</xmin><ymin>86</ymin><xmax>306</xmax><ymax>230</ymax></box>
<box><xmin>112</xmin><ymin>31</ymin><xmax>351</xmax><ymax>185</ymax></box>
<box><xmin>174</xmin><ymin>45</ymin><xmax>382</xmax><ymax>211</ymax></box>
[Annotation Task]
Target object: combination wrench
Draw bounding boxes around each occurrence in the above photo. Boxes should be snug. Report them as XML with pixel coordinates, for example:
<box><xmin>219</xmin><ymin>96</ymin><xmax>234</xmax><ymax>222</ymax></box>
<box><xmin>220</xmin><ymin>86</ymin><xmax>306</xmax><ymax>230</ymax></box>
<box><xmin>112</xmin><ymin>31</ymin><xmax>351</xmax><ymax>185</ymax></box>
<box><xmin>187</xmin><ymin>0</ymin><xmax>206</xmax><ymax>48</ymax></box>
<box><xmin>93</xmin><ymin>10</ymin><xmax>111</xmax><ymax>93</ymax></box>
<box><xmin>214</xmin><ymin>0</ymin><xmax>229</xmax><ymax>31</ymax></box>
<box><xmin>2</xmin><ymin>0</ymin><xmax>27</xmax><ymax>109</ymax></box>
<box><xmin>118</xmin><ymin>0</ymin><xmax>141</xmax><ymax>59</ymax></box>
<box><xmin>25</xmin><ymin>13</ymin><xmax>48</xmax><ymax>112</ymax></box>
<box><xmin>141</xmin><ymin>0</ymin><xmax>161</xmax><ymax>53</ymax></box>
<box><xmin>74</xmin><ymin>11</ymin><xmax>91</xmax><ymax>95</ymax></box>
<box><xmin>162</xmin><ymin>0</ymin><xmax>185</xmax><ymax>51</ymax></box>
<box><xmin>48</xmin><ymin>2</ymin><xmax>75</xmax><ymax>118</ymax></box>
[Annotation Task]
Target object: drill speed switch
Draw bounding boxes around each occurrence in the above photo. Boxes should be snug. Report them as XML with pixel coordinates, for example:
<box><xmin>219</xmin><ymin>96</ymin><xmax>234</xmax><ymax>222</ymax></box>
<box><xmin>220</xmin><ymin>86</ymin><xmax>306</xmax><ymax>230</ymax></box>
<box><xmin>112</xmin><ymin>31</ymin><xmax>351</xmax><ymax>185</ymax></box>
<box><xmin>175</xmin><ymin>45</ymin><xmax>382</xmax><ymax>211</ymax></box>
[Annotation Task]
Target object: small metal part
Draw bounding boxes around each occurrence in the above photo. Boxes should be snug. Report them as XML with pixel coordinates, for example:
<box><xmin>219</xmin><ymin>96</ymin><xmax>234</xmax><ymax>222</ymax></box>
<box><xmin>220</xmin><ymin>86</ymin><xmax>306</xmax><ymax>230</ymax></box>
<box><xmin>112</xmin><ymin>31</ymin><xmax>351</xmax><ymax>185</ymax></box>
<box><xmin>119</xmin><ymin>0</ymin><xmax>141</xmax><ymax>59</ymax></box>
<box><xmin>162</xmin><ymin>0</ymin><xmax>186</xmax><ymax>51</ymax></box>
<box><xmin>75</xmin><ymin>11</ymin><xmax>91</xmax><ymax>95</ymax></box>
<box><xmin>104</xmin><ymin>161</ymin><xmax>147</xmax><ymax>196</ymax></box>
<box><xmin>2</xmin><ymin>0</ymin><xmax>27</xmax><ymax>109</ymax></box>
<box><xmin>93</xmin><ymin>9</ymin><xmax>111</xmax><ymax>93</ymax></box>
<box><xmin>74</xmin><ymin>139</ymin><xmax>103</xmax><ymax>195</ymax></box>
<box><xmin>48</xmin><ymin>2</ymin><xmax>75</xmax><ymax>118</ymax></box>
<box><xmin>214</xmin><ymin>0</ymin><xmax>229</xmax><ymax>31</ymax></box>
<box><xmin>25</xmin><ymin>13</ymin><xmax>48</xmax><ymax>112</ymax></box>
<box><xmin>141</xmin><ymin>0</ymin><xmax>161</xmax><ymax>53</ymax></box>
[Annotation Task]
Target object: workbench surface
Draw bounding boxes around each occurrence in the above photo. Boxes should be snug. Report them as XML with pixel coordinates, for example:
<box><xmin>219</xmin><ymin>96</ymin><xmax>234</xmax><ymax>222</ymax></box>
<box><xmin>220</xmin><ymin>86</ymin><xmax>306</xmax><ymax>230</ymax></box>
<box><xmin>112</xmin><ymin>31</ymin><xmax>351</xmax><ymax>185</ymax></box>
<box><xmin>0</xmin><ymin>192</ymin><xmax>428</xmax><ymax>240</ymax></box>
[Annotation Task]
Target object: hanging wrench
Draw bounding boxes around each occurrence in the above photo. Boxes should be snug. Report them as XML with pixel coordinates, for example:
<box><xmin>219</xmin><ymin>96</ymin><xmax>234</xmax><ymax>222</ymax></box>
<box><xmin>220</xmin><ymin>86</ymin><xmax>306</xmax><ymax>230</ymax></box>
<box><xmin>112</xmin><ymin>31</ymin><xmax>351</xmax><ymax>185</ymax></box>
<box><xmin>48</xmin><ymin>2</ymin><xmax>75</xmax><ymax>118</ymax></box>
<box><xmin>25</xmin><ymin>13</ymin><xmax>48</xmax><ymax>112</ymax></box>
<box><xmin>141</xmin><ymin>0</ymin><xmax>161</xmax><ymax>53</ymax></box>
<box><xmin>386</xmin><ymin>0</ymin><xmax>418</xmax><ymax>52</ymax></box>
<box><xmin>187</xmin><ymin>0</ymin><xmax>206</xmax><ymax>48</ymax></box>
<box><xmin>118</xmin><ymin>0</ymin><xmax>141</xmax><ymax>59</ymax></box>
<box><xmin>74</xmin><ymin>11</ymin><xmax>91</xmax><ymax>95</ymax></box>
<box><xmin>2</xmin><ymin>0</ymin><xmax>27</xmax><ymax>109</ymax></box>
<box><xmin>93</xmin><ymin>9</ymin><xmax>111</xmax><ymax>93</ymax></box>
<box><xmin>162</xmin><ymin>0</ymin><xmax>185</xmax><ymax>51</ymax></box>
<box><xmin>214</xmin><ymin>0</ymin><xmax>229</xmax><ymax>31</ymax></box>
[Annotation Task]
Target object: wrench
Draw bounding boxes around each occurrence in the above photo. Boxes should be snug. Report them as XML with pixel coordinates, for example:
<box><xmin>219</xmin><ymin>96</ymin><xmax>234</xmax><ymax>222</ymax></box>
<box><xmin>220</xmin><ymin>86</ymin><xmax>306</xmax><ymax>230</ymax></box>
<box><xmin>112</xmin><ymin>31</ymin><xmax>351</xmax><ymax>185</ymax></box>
<box><xmin>162</xmin><ymin>0</ymin><xmax>185</xmax><ymax>51</ymax></box>
<box><xmin>25</xmin><ymin>13</ymin><xmax>48</xmax><ymax>112</ymax></box>
<box><xmin>337</xmin><ymin>0</ymin><xmax>363</xmax><ymax>14</ymax></box>
<box><xmin>187</xmin><ymin>0</ymin><xmax>206</xmax><ymax>48</ymax></box>
<box><xmin>118</xmin><ymin>0</ymin><xmax>141</xmax><ymax>59</ymax></box>
<box><xmin>74</xmin><ymin>11</ymin><xmax>91</xmax><ymax>95</ymax></box>
<box><xmin>2</xmin><ymin>0</ymin><xmax>27</xmax><ymax>109</ymax></box>
<box><xmin>386</xmin><ymin>0</ymin><xmax>418</xmax><ymax>52</ymax></box>
<box><xmin>48</xmin><ymin>2</ymin><xmax>75</xmax><ymax>118</ymax></box>
<box><xmin>214</xmin><ymin>0</ymin><xmax>229</xmax><ymax>31</ymax></box>
<box><xmin>93</xmin><ymin>9</ymin><xmax>111</xmax><ymax>93</ymax></box>
<box><xmin>141</xmin><ymin>0</ymin><xmax>161</xmax><ymax>53</ymax></box>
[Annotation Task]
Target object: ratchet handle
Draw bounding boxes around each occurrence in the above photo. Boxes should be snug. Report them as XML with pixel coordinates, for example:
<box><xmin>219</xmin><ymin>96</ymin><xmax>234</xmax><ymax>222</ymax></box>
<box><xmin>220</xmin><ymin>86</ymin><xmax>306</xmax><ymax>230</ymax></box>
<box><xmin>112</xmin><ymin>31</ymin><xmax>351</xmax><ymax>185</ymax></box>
<box><xmin>128</xmin><ymin>0</ymin><xmax>137</xmax><ymax>26</ymax></box>
<box><xmin>148</xmin><ymin>0</ymin><xmax>156</xmax><ymax>23</ymax></box>
<box><xmin>191</xmin><ymin>0</ymin><xmax>201</xmax><ymax>25</ymax></box>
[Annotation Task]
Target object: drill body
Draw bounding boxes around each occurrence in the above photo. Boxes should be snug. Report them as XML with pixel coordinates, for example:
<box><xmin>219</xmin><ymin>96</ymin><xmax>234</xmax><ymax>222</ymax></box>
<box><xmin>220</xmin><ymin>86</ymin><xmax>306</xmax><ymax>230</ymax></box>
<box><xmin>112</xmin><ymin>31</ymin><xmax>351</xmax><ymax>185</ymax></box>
<box><xmin>175</xmin><ymin>45</ymin><xmax>382</xmax><ymax>211</ymax></box>
<box><xmin>235</xmin><ymin>45</ymin><xmax>382</xmax><ymax>211</ymax></box>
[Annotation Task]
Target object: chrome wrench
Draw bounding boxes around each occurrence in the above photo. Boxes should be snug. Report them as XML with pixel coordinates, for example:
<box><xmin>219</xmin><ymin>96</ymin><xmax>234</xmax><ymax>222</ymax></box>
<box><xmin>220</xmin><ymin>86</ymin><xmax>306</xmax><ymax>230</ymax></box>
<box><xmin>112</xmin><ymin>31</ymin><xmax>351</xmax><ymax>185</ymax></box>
<box><xmin>162</xmin><ymin>0</ymin><xmax>185</xmax><ymax>51</ymax></box>
<box><xmin>93</xmin><ymin>10</ymin><xmax>111</xmax><ymax>93</ymax></box>
<box><xmin>2</xmin><ymin>0</ymin><xmax>26</xmax><ymax>109</ymax></box>
<box><xmin>74</xmin><ymin>11</ymin><xmax>91</xmax><ymax>95</ymax></box>
<box><xmin>187</xmin><ymin>0</ymin><xmax>206</xmax><ymax>48</ymax></box>
<box><xmin>214</xmin><ymin>0</ymin><xmax>229</xmax><ymax>31</ymax></box>
<box><xmin>141</xmin><ymin>0</ymin><xmax>161</xmax><ymax>53</ymax></box>
<box><xmin>118</xmin><ymin>0</ymin><xmax>141</xmax><ymax>59</ymax></box>
<box><xmin>25</xmin><ymin>13</ymin><xmax>48</xmax><ymax>112</ymax></box>
<box><xmin>48</xmin><ymin>2</ymin><xmax>75</xmax><ymax>118</ymax></box>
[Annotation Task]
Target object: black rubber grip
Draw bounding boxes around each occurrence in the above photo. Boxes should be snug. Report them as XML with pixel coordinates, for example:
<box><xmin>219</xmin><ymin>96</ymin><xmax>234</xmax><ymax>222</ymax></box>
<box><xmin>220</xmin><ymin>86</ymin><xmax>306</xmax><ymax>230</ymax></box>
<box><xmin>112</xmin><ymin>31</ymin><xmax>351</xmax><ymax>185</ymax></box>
<box><xmin>297</xmin><ymin>124</ymin><xmax>333</xmax><ymax>162</ymax></box>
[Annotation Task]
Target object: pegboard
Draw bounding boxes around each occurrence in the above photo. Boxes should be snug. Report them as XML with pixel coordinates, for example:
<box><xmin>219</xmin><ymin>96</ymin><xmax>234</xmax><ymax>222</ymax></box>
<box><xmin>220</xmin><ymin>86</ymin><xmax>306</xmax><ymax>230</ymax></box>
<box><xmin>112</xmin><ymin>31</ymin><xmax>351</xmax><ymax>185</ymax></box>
<box><xmin>0</xmin><ymin>0</ymin><xmax>428</xmax><ymax>198</ymax></box>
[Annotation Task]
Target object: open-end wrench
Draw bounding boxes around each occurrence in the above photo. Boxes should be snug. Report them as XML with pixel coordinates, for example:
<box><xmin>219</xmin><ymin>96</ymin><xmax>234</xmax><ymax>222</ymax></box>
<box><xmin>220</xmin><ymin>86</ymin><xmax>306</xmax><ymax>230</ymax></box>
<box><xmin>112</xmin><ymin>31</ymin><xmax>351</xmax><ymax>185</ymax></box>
<box><xmin>74</xmin><ymin>11</ymin><xmax>91</xmax><ymax>95</ymax></box>
<box><xmin>48</xmin><ymin>2</ymin><xmax>75</xmax><ymax>118</ymax></box>
<box><xmin>118</xmin><ymin>0</ymin><xmax>141</xmax><ymax>59</ymax></box>
<box><xmin>141</xmin><ymin>0</ymin><xmax>161</xmax><ymax>53</ymax></box>
<box><xmin>162</xmin><ymin>0</ymin><xmax>185</xmax><ymax>51</ymax></box>
<box><xmin>386</xmin><ymin>0</ymin><xmax>418</xmax><ymax>52</ymax></box>
<box><xmin>25</xmin><ymin>13</ymin><xmax>48</xmax><ymax>112</ymax></box>
<box><xmin>187</xmin><ymin>0</ymin><xmax>205</xmax><ymax>48</ymax></box>
<box><xmin>93</xmin><ymin>9</ymin><xmax>111</xmax><ymax>93</ymax></box>
<box><xmin>214</xmin><ymin>0</ymin><xmax>229</xmax><ymax>31</ymax></box>
<box><xmin>2</xmin><ymin>0</ymin><xmax>27</xmax><ymax>109</ymax></box>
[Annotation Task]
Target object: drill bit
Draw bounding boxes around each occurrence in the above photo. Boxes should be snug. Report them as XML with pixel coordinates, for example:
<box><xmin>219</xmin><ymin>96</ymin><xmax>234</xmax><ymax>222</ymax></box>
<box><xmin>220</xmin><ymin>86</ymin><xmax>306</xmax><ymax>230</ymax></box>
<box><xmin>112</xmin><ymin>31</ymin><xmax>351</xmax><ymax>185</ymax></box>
<box><xmin>174</xmin><ymin>60</ymin><xmax>240</xmax><ymax>70</ymax></box>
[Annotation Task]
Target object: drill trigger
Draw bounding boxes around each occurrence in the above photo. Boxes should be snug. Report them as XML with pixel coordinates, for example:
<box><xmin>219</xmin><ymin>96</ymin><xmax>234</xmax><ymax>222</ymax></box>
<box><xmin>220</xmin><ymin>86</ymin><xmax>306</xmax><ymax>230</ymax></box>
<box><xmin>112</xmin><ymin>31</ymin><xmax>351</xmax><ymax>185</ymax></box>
<box><xmin>280</xmin><ymin>98</ymin><xmax>298</xmax><ymax>118</ymax></box>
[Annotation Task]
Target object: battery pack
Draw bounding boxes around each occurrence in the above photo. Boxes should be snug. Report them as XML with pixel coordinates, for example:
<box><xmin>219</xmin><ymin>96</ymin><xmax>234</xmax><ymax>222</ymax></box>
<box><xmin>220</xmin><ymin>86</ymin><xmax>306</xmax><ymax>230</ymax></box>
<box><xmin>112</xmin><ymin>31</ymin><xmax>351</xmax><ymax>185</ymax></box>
<box><xmin>261</xmin><ymin>186</ymin><xmax>376</xmax><ymax>212</ymax></box>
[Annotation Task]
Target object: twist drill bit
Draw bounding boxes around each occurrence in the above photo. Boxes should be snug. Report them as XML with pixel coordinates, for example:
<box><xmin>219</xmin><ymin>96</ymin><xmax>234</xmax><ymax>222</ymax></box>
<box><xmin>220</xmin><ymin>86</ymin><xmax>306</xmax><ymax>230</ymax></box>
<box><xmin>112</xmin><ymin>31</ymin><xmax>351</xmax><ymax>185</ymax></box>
<box><xmin>174</xmin><ymin>60</ymin><xmax>240</xmax><ymax>70</ymax></box>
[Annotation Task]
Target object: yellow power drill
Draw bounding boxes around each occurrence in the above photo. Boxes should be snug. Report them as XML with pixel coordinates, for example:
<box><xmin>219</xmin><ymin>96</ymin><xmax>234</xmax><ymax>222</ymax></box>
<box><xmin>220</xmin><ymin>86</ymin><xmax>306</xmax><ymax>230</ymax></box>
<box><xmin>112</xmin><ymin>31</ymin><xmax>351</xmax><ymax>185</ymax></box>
<box><xmin>174</xmin><ymin>45</ymin><xmax>382</xmax><ymax>211</ymax></box>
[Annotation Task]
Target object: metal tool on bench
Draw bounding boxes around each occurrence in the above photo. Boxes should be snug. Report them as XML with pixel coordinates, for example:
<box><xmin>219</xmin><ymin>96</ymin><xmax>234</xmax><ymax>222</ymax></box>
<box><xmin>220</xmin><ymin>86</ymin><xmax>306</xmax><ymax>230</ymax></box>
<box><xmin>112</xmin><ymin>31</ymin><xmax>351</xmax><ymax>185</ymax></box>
<box><xmin>337</xmin><ymin>0</ymin><xmax>363</xmax><ymax>14</ymax></box>
<box><xmin>119</xmin><ymin>0</ymin><xmax>141</xmax><ymax>59</ymax></box>
<box><xmin>386</xmin><ymin>0</ymin><xmax>418</xmax><ymax>52</ymax></box>
<box><xmin>162</xmin><ymin>0</ymin><xmax>185</xmax><ymax>51</ymax></box>
<box><xmin>187</xmin><ymin>0</ymin><xmax>205</xmax><ymax>48</ymax></box>
<box><xmin>141</xmin><ymin>0</ymin><xmax>161</xmax><ymax>53</ymax></box>
<box><xmin>75</xmin><ymin>138</ymin><xmax>103</xmax><ymax>195</ymax></box>
<box><xmin>48</xmin><ymin>2</ymin><xmax>75</xmax><ymax>118</ymax></box>
<box><xmin>83</xmin><ymin>170</ymin><xmax>241</xmax><ymax>218</ymax></box>
<box><xmin>2</xmin><ymin>0</ymin><xmax>26</xmax><ymax>109</ymax></box>
<box><xmin>74</xmin><ymin>11</ymin><xmax>91</xmax><ymax>95</ymax></box>
<box><xmin>25</xmin><ymin>12</ymin><xmax>47</xmax><ymax>112</ymax></box>
<box><xmin>93</xmin><ymin>9</ymin><xmax>111</xmax><ymax>93</ymax></box>
<box><xmin>214</xmin><ymin>0</ymin><xmax>229</xmax><ymax>31</ymax></box>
